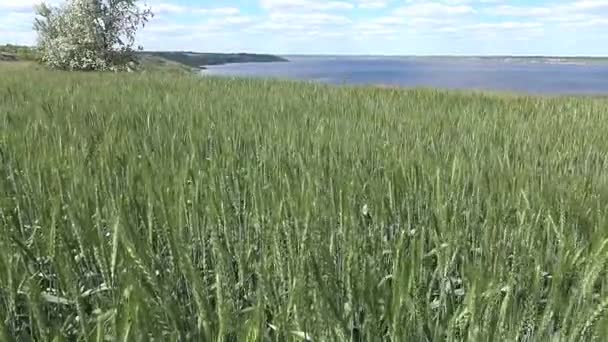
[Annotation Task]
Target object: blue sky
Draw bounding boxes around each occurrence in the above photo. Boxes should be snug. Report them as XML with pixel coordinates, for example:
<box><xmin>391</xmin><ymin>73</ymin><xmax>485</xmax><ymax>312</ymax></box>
<box><xmin>1</xmin><ymin>0</ymin><xmax>608</xmax><ymax>55</ymax></box>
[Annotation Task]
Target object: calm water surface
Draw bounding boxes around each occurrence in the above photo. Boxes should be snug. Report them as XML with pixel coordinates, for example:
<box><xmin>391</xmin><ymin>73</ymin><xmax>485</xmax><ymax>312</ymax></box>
<box><xmin>202</xmin><ymin>56</ymin><xmax>608</xmax><ymax>95</ymax></box>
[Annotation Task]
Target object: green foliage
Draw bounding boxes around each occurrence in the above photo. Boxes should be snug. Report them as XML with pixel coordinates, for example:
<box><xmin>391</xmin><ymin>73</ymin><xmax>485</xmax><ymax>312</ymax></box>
<box><xmin>34</xmin><ymin>0</ymin><xmax>152</xmax><ymax>71</ymax></box>
<box><xmin>1</xmin><ymin>67</ymin><xmax>608</xmax><ymax>341</ymax></box>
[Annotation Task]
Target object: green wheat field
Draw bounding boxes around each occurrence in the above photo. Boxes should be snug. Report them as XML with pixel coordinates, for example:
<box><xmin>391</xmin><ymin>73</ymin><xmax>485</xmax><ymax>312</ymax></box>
<box><xmin>1</xmin><ymin>64</ymin><xmax>608</xmax><ymax>341</ymax></box>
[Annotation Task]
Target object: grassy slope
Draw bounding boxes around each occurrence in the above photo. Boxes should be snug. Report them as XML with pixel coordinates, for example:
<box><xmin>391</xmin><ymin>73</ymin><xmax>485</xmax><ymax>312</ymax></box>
<box><xmin>1</xmin><ymin>66</ymin><xmax>608</xmax><ymax>341</ymax></box>
<box><xmin>137</xmin><ymin>54</ymin><xmax>197</xmax><ymax>74</ymax></box>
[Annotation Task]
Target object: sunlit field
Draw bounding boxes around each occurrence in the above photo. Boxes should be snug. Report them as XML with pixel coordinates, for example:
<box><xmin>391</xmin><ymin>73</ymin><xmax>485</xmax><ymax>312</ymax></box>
<box><xmin>1</xmin><ymin>67</ymin><xmax>608</xmax><ymax>341</ymax></box>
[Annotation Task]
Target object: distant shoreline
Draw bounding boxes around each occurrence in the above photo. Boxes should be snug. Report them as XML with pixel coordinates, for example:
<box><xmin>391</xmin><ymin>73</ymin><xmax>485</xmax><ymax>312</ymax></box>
<box><xmin>282</xmin><ymin>54</ymin><xmax>608</xmax><ymax>59</ymax></box>
<box><xmin>281</xmin><ymin>55</ymin><xmax>608</xmax><ymax>65</ymax></box>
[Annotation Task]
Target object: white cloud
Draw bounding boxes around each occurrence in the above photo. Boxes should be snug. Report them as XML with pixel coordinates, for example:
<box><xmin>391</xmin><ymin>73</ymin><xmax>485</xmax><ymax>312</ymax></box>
<box><xmin>0</xmin><ymin>11</ymin><xmax>34</xmax><ymax>28</ymax></box>
<box><xmin>143</xmin><ymin>14</ymin><xmax>254</xmax><ymax>36</ymax></box>
<box><xmin>358</xmin><ymin>0</ymin><xmax>388</xmax><ymax>9</ymax></box>
<box><xmin>149</xmin><ymin>2</ymin><xmax>241</xmax><ymax>16</ymax></box>
<box><xmin>269</xmin><ymin>11</ymin><xmax>351</xmax><ymax>25</ymax></box>
<box><xmin>0</xmin><ymin>0</ymin><xmax>48</xmax><ymax>12</ymax></box>
<box><xmin>561</xmin><ymin>17</ymin><xmax>608</xmax><ymax>28</ymax></box>
<box><xmin>353</xmin><ymin>0</ymin><xmax>475</xmax><ymax>36</ymax></box>
<box><xmin>489</xmin><ymin>5</ymin><xmax>552</xmax><ymax>17</ymax></box>
<box><xmin>395</xmin><ymin>3</ymin><xmax>474</xmax><ymax>17</ymax></box>
<box><xmin>253</xmin><ymin>0</ymin><xmax>356</xmax><ymax>36</ymax></box>
<box><xmin>466</xmin><ymin>22</ymin><xmax>543</xmax><ymax>30</ymax></box>
<box><xmin>488</xmin><ymin>0</ymin><xmax>608</xmax><ymax>25</ymax></box>
<box><xmin>0</xmin><ymin>29</ymin><xmax>34</xmax><ymax>44</ymax></box>
<box><xmin>1</xmin><ymin>0</ymin><xmax>607</xmax><ymax>54</ymax></box>
<box><xmin>259</xmin><ymin>0</ymin><xmax>354</xmax><ymax>11</ymax></box>
<box><xmin>571</xmin><ymin>0</ymin><xmax>608</xmax><ymax>11</ymax></box>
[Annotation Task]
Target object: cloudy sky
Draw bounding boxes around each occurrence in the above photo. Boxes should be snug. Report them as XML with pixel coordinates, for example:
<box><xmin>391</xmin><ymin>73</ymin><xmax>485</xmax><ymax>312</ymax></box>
<box><xmin>1</xmin><ymin>0</ymin><xmax>608</xmax><ymax>55</ymax></box>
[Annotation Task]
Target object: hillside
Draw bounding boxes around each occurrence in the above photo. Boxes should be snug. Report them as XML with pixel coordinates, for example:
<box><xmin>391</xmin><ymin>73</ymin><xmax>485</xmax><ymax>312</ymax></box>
<box><xmin>0</xmin><ymin>44</ymin><xmax>37</xmax><ymax>61</ymax></box>
<box><xmin>0</xmin><ymin>52</ymin><xmax>18</xmax><ymax>61</ymax></box>
<box><xmin>1</xmin><ymin>65</ymin><xmax>608</xmax><ymax>340</ymax></box>
<box><xmin>140</xmin><ymin>51</ymin><xmax>288</xmax><ymax>68</ymax></box>
<box><xmin>0</xmin><ymin>45</ymin><xmax>287</xmax><ymax>70</ymax></box>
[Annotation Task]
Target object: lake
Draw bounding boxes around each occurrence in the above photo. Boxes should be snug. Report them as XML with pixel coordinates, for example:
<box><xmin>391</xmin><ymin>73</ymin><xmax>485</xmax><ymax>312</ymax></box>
<box><xmin>202</xmin><ymin>56</ymin><xmax>608</xmax><ymax>95</ymax></box>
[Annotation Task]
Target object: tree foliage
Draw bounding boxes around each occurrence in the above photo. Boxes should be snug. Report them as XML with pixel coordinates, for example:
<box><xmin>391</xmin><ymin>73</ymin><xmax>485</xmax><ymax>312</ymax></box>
<box><xmin>34</xmin><ymin>0</ymin><xmax>152</xmax><ymax>71</ymax></box>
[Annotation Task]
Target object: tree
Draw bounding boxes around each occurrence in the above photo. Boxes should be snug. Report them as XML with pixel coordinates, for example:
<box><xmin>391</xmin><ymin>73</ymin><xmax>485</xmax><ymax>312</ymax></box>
<box><xmin>34</xmin><ymin>0</ymin><xmax>152</xmax><ymax>71</ymax></box>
